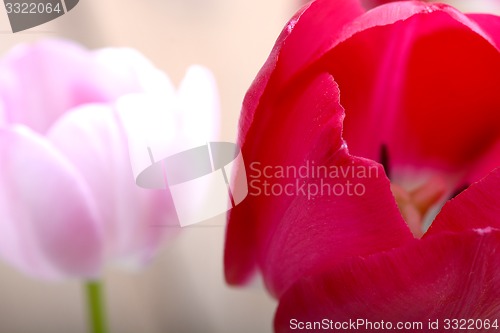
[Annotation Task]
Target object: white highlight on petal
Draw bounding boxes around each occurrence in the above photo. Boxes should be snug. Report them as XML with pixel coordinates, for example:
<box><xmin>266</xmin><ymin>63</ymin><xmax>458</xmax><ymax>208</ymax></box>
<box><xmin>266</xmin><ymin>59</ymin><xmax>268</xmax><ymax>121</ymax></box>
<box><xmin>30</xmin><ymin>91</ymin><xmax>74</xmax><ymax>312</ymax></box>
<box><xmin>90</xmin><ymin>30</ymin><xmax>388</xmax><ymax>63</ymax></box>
<box><xmin>473</xmin><ymin>226</ymin><xmax>495</xmax><ymax>235</ymax></box>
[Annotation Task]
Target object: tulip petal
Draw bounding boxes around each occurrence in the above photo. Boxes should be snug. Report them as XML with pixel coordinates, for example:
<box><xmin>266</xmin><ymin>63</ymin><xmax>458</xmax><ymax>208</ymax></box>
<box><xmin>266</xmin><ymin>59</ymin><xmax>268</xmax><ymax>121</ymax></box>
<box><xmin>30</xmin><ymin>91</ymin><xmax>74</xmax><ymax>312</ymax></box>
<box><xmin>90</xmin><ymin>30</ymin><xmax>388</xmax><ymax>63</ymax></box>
<box><xmin>0</xmin><ymin>127</ymin><xmax>103</xmax><ymax>278</ymax></box>
<box><xmin>426</xmin><ymin>168</ymin><xmax>500</xmax><ymax>236</ymax></box>
<box><xmin>254</xmin><ymin>1</ymin><xmax>500</xmax><ymax>187</ymax></box>
<box><xmin>318</xmin><ymin>3</ymin><xmax>500</xmax><ymax>184</ymax></box>
<box><xmin>117</xmin><ymin>65</ymin><xmax>220</xmax><ymax>183</ymax></box>
<box><xmin>0</xmin><ymin>39</ymin><xmax>172</xmax><ymax>133</ymax></box>
<box><xmin>47</xmin><ymin>104</ymin><xmax>175</xmax><ymax>267</ymax></box>
<box><xmin>261</xmin><ymin>153</ymin><xmax>414</xmax><ymax>298</ymax></box>
<box><xmin>464</xmin><ymin>139</ymin><xmax>500</xmax><ymax>186</ymax></box>
<box><xmin>467</xmin><ymin>14</ymin><xmax>500</xmax><ymax>50</ymax></box>
<box><xmin>360</xmin><ymin>0</ymin><xmax>395</xmax><ymax>10</ymax></box>
<box><xmin>225</xmin><ymin>0</ymin><xmax>365</xmax><ymax>288</ymax></box>
<box><xmin>239</xmin><ymin>0</ymin><xmax>364</xmax><ymax>137</ymax></box>
<box><xmin>226</xmin><ymin>0</ymin><xmax>500</xmax><ymax>299</ymax></box>
<box><xmin>276</xmin><ymin>229</ymin><xmax>500</xmax><ymax>333</ymax></box>
<box><xmin>225</xmin><ymin>72</ymin><xmax>413</xmax><ymax>297</ymax></box>
<box><xmin>177</xmin><ymin>65</ymin><xmax>220</xmax><ymax>145</ymax></box>
<box><xmin>227</xmin><ymin>0</ymin><xmax>458</xmax><ymax>293</ymax></box>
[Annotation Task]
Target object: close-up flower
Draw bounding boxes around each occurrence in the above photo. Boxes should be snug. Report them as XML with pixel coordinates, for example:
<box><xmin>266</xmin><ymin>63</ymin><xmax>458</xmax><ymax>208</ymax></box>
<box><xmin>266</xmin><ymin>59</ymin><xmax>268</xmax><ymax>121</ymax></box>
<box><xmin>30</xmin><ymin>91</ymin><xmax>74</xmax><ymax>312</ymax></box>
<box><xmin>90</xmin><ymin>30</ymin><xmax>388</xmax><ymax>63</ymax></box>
<box><xmin>224</xmin><ymin>0</ymin><xmax>500</xmax><ymax>330</ymax></box>
<box><xmin>275</xmin><ymin>168</ymin><xmax>500</xmax><ymax>332</ymax></box>
<box><xmin>1</xmin><ymin>0</ymin><xmax>498</xmax><ymax>332</ymax></box>
<box><xmin>0</xmin><ymin>39</ymin><xmax>220</xmax><ymax>332</ymax></box>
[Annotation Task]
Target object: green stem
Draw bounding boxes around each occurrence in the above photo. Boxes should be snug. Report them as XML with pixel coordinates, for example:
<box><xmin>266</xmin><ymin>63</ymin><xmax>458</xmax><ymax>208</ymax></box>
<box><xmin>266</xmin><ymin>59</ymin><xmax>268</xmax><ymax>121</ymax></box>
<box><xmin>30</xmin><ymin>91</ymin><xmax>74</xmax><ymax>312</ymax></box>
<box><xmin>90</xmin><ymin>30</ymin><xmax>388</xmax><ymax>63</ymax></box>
<box><xmin>85</xmin><ymin>281</ymin><xmax>109</xmax><ymax>333</ymax></box>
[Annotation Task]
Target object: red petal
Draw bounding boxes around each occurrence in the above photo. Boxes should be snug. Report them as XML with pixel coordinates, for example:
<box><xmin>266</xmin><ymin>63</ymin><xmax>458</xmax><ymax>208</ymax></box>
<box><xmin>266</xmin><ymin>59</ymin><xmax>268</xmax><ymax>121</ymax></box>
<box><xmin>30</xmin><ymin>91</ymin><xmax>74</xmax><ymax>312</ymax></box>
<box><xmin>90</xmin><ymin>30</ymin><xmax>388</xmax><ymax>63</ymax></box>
<box><xmin>276</xmin><ymin>229</ymin><xmax>500</xmax><ymax>332</ymax></box>
<box><xmin>426</xmin><ymin>168</ymin><xmax>500</xmax><ymax>236</ymax></box>
<box><xmin>360</xmin><ymin>0</ymin><xmax>397</xmax><ymax>10</ymax></box>
<box><xmin>226</xmin><ymin>73</ymin><xmax>344</xmax><ymax>288</ymax></box>
<box><xmin>239</xmin><ymin>0</ymin><xmax>364</xmax><ymax>139</ymax></box>
<box><xmin>464</xmin><ymin>139</ymin><xmax>500</xmax><ymax>186</ymax></box>
<box><xmin>261</xmin><ymin>152</ymin><xmax>413</xmax><ymax>297</ymax></box>
<box><xmin>467</xmin><ymin>14</ymin><xmax>500</xmax><ymax>50</ymax></box>
<box><xmin>226</xmin><ymin>0</ymin><xmax>366</xmax><ymax>287</ymax></box>
<box><xmin>226</xmin><ymin>72</ymin><xmax>413</xmax><ymax>297</ymax></box>
<box><xmin>320</xmin><ymin>3</ymin><xmax>500</xmax><ymax>184</ymax></box>
<box><xmin>226</xmin><ymin>0</ymin><xmax>500</xmax><ymax>297</ymax></box>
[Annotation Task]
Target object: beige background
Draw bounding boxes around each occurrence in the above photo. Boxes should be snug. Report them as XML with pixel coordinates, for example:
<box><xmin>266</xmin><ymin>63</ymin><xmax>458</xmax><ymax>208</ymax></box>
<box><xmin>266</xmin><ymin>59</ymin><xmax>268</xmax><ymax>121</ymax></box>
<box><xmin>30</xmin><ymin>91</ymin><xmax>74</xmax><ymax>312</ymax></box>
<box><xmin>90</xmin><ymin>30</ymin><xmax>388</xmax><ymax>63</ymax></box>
<box><xmin>0</xmin><ymin>1</ymin><xmax>498</xmax><ymax>332</ymax></box>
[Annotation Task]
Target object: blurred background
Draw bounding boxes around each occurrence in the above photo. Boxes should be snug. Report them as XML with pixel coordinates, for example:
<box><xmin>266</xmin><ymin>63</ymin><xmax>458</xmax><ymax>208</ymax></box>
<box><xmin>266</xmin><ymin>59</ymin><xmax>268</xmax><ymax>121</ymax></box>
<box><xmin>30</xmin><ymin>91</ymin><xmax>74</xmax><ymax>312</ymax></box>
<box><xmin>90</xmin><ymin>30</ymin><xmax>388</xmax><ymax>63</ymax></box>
<box><xmin>0</xmin><ymin>1</ymin><xmax>296</xmax><ymax>332</ymax></box>
<box><xmin>0</xmin><ymin>0</ymin><xmax>498</xmax><ymax>332</ymax></box>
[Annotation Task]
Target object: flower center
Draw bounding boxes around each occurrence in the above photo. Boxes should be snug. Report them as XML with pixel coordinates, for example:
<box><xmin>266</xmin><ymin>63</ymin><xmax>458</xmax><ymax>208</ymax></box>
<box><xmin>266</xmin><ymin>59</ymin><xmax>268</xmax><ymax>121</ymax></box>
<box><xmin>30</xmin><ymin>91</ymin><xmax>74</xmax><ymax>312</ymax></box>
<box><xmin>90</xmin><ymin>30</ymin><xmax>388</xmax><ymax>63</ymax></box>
<box><xmin>379</xmin><ymin>145</ymin><xmax>447</xmax><ymax>237</ymax></box>
<box><xmin>390</xmin><ymin>176</ymin><xmax>446</xmax><ymax>238</ymax></box>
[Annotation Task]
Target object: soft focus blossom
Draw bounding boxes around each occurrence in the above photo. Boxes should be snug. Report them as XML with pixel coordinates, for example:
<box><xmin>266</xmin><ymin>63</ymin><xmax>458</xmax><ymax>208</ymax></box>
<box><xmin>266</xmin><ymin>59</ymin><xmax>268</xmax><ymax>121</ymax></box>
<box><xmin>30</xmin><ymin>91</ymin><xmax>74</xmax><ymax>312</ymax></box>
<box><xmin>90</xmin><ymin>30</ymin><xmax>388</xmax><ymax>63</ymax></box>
<box><xmin>0</xmin><ymin>39</ymin><xmax>219</xmax><ymax>279</ymax></box>
<box><xmin>224</xmin><ymin>0</ymin><xmax>500</xmax><ymax>328</ymax></box>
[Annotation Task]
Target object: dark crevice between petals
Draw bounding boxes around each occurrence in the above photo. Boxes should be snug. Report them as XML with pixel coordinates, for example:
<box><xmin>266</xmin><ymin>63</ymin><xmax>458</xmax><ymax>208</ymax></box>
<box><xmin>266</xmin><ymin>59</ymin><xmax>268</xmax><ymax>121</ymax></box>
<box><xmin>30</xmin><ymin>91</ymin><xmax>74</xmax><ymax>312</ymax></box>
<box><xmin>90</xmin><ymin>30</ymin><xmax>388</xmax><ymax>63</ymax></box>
<box><xmin>449</xmin><ymin>183</ymin><xmax>470</xmax><ymax>200</ymax></box>
<box><xmin>379</xmin><ymin>144</ymin><xmax>391</xmax><ymax>179</ymax></box>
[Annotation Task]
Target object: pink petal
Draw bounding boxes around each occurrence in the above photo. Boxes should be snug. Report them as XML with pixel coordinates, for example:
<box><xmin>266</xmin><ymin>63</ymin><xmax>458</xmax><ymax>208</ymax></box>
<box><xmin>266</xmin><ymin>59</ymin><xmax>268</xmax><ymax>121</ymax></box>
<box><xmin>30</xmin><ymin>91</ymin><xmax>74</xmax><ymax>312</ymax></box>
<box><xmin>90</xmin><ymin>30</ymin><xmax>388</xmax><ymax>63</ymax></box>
<box><xmin>0</xmin><ymin>127</ymin><xmax>103</xmax><ymax>278</ymax></box>
<box><xmin>47</xmin><ymin>104</ymin><xmax>175</xmax><ymax>267</ymax></box>
<box><xmin>276</xmin><ymin>229</ymin><xmax>500</xmax><ymax>332</ymax></box>
<box><xmin>225</xmin><ymin>72</ymin><xmax>412</xmax><ymax>297</ymax></box>
<box><xmin>425</xmin><ymin>168</ymin><xmax>500</xmax><ymax>236</ymax></box>
<box><xmin>0</xmin><ymin>39</ymin><xmax>170</xmax><ymax>134</ymax></box>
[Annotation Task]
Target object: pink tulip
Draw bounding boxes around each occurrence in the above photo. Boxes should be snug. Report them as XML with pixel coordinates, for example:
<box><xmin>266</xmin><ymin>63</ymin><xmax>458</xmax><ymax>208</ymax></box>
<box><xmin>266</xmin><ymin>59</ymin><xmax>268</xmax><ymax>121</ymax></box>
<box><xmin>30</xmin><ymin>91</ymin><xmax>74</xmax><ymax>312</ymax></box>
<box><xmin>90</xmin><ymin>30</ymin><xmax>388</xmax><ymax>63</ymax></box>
<box><xmin>224</xmin><ymin>0</ymin><xmax>500</xmax><ymax>328</ymax></box>
<box><xmin>0</xmin><ymin>39</ymin><xmax>218</xmax><ymax>280</ymax></box>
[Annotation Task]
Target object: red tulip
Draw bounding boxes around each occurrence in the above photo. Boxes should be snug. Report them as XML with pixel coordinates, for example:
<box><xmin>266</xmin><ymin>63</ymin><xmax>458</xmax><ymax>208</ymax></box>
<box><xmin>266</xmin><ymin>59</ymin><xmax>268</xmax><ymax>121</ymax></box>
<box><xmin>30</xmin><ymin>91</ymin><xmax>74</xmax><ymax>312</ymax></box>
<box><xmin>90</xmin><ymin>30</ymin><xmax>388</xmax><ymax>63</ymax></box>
<box><xmin>224</xmin><ymin>0</ymin><xmax>500</xmax><ymax>324</ymax></box>
<box><xmin>275</xmin><ymin>168</ymin><xmax>500</xmax><ymax>332</ymax></box>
